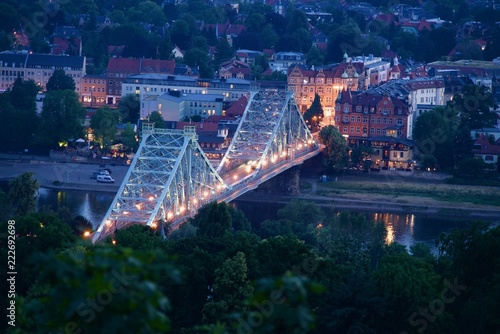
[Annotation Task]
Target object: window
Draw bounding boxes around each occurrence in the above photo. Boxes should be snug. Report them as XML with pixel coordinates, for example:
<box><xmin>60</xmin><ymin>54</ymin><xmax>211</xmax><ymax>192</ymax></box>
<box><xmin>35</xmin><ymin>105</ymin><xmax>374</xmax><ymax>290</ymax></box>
<box><xmin>350</xmin><ymin>126</ymin><xmax>354</xmax><ymax>133</ymax></box>
<box><xmin>485</xmin><ymin>155</ymin><xmax>494</xmax><ymax>161</ymax></box>
<box><xmin>389</xmin><ymin>118</ymin><xmax>393</xmax><ymax>124</ymax></box>
<box><xmin>343</xmin><ymin>115</ymin><xmax>349</xmax><ymax>122</ymax></box>
<box><xmin>371</xmin><ymin>117</ymin><xmax>375</xmax><ymax>123</ymax></box>
<box><xmin>363</xmin><ymin>117</ymin><xmax>368</xmax><ymax>123</ymax></box>
<box><xmin>397</xmin><ymin>119</ymin><xmax>403</xmax><ymax>125</ymax></box>
<box><xmin>343</xmin><ymin>127</ymin><xmax>348</xmax><ymax>133</ymax></box>
<box><xmin>363</xmin><ymin>127</ymin><xmax>367</xmax><ymax>134</ymax></box>
<box><xmin>356</xmin><ymin>127</ymin><xmax>360</xmax><ymax>133</ymax></box>
<box><xmin>376</xmin><ymin>128</ymin><xmax>381</xmax><ymax>134</ymax></box>
<box><xmin>400</xmin><ymin>152</ymin><xmax>404</xmax><ymax>158</ymax></box>
<box><xmin>393</xmin><ymin>152</ymin><xmax>397</xmax><ymax>158</ymax></box>
<box><xmin>356</xmin><ymin>116</ymin><xmax>361</xmax><ymax>122</ymax></box>
<box><xmin>350</xmin><ymin>116</ymin><xmax>355</xmax><ymax>122</ymax></box>
<box><xmin>377</xmin><ymin>118</ymin><xmax>381</xmax><ymax>124</ymax></box>
<box><xmin>370</xmin><ymin>128</ymin><xmax>374</xmax><ymax>134</ymax></box>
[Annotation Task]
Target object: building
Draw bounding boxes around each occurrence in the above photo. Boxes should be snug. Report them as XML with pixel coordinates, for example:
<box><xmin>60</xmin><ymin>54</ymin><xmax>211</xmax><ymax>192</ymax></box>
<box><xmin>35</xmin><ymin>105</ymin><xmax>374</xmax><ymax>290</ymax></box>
<box><xmin>368</xmin><ymin>135</ymin><xmax>415</xmax><ymax>170</ymax></box>
<box><xmin>472</xmin><ymin>135</ymin><xmax>500</xmax><ymax>168</ymax></box>
<box><xmin>0</xmin><ymin>52</ymin><xmax>27</xmax><ymax>92</ymax></box>
<box><xmin>427</xmin><ymin>60</ymin><xmax>500</xmax><ymax>81</ymax></box>
<box><xmin>335</xmin><ymin>89</ymin><xmax>411</xmax><ymax>140</ymax></box>
<box><xmin>0</xmin><ymin>51</ymin><xmax>86</xmax><ymax>94</ymax></box>
<box><xmin>141</xmin><ymin>90</ymin><xmax>224</xmax><ymax>121</ymax></box>
<box><xmin>287</xmin><ymin>58</ymin><xmax>362</xmax><ymax>118</ymax></box>
<box><xmin>51</xmin><ymin>26</ymin><xmax>81</xmax><ymax>55</ymax></box>
<box><xmin>347</xmin><ymin>54</ymin><xmax>391</xmax><ymax>89</ymax></box>
<box><xmin>219</xmin><ymin>59</ymin><xmax>251</xmax><ymax>80</ymax></box>
<box><xmin>366</xmin><ymin>78</ymin><xmax>445</xmax><ymax>138</ymax></box>
<box><xmin>269</xmin><ymin>52</ymin><xmax>306</xmax><ymax>73</ymax></box>
<box><xmin>81</xmin><ymin>75</ymin><xmax>107</xmax><ymax>107</ymax></box>
<box><xmin>123</xmin><ymin>74</ymin><xmax>251</xmax><ymax>105</ymax></box>
<box><xmin>105</xmin><ymin>57</ymin><xmax>176</xmax><ymax>106</ymax></box>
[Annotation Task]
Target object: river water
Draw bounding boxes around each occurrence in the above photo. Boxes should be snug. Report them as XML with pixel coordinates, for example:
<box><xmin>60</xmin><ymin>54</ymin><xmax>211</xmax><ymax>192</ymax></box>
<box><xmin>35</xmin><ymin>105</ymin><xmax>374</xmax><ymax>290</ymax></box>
<box><xmin>36</xmin><ymin>188</ymin><xmax>499</xmax><ymax>252</ymax></box>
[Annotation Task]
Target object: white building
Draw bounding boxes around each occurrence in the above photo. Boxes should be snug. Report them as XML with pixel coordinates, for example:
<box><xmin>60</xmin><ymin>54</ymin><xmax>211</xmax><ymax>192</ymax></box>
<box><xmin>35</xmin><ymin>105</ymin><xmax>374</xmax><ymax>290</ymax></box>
<box><xmin>348</xmin><ymin>54</ymin><xmax>391</xmax><ymax>89</ymax></box>
<box><xmin>141</xmin><ymin>91</ymin><xmax>224</xmax><ymax>121</ymax></box>
<box><xmin>0</xmin><ymin>51</ymin><xmax>86</xmax><ymax>93</ymax></box>
<box><xmin>269</xmin><ymin>52</ymin><xmax>306</xmax><ymax>73</ymax></box>
<box><xmin>122</xmin><ymin>74</ymin><xmax>251</xmax><ymax>103</ymax></box>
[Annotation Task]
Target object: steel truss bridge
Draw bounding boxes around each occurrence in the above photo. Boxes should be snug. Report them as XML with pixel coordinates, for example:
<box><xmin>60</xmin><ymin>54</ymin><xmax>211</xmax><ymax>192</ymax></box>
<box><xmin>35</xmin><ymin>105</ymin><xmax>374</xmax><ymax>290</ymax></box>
<box><xmin>92</xmin><ymin>89</ymin><xmax>321</xmax><ymax>243</ymax></box>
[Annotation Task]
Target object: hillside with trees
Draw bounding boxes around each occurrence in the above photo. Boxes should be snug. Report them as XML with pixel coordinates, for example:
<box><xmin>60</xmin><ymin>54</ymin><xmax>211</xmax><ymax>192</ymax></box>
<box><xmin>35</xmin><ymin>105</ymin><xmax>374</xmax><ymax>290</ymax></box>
<box><xmin>1</xmin><ymin>174</ymin><xmax>499</xmax><ymax>333</ymax></box>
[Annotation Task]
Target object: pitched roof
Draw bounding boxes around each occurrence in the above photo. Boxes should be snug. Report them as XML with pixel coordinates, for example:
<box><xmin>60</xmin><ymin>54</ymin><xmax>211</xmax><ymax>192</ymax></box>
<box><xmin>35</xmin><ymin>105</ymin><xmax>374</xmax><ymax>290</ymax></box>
<box><xmin>226</xmin><ymin>95</ymin><xmax>248</xmax><ymax>117</ymax></box>
<box><xmin>26</xmin><ymin>54</ymin><xmax>85</xmax><ymax>68</ymax></box>
<box><xmin>473</xmin><ymin>135</ymin><xmax>500</xmax><ymax>155</ymax></box>
<box><xmin>141</xmin><ymin>59</ymin><xmax>175</xmax><ymax>74</ymax></box>
<box><xmin>106</xmin><ymin>57</ymin><xmax>140</xmax><ymax>73</ymax></box>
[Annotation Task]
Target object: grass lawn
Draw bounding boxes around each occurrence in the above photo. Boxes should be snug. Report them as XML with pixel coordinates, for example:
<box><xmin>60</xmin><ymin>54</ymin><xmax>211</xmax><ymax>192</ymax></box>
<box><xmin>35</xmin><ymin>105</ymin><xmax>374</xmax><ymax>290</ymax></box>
<box><xmin>317</xmin><ymin>181</ymin><xmax>500</xmax><ymax>207</ymax></box>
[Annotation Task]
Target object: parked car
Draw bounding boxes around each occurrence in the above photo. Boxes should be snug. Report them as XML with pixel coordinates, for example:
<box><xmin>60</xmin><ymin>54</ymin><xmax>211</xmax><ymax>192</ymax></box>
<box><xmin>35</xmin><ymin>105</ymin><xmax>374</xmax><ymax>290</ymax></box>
<box><xmin>90</xmin><ymin>170</ymin><xmax>110</xmax><ymax>179</ymax></box>
<box><xmin>97</xmin><ymin>175</ymin><xmax>115</xmax><ymax>183</ymax></box>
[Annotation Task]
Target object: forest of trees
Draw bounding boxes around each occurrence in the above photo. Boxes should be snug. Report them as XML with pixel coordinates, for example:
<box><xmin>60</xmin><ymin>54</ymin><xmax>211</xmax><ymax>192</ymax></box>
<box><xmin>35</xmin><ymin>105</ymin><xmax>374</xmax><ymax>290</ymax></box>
<box><xmin>1</xmin><ymin>0</ymin><xmax>500</xmax><ymax>77</ymax></box>
<box><xmin>1</xmin><ymin>172</ymin><xmax>499</xmax><ymax>333</ymax></box>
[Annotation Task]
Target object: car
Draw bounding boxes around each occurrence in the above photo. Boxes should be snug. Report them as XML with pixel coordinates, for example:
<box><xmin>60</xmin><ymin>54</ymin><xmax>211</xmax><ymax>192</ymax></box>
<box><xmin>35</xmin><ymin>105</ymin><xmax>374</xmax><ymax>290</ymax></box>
<box><xmin>98</xmin><ymin>169</ymin><xmax>111</xmax><ymax>175</ymax></box>
<box><xmin>97</xmin><ymin>175</ymin><xmax>115</xmax><ymax>183</ymax></box>
<box><xmin>91</xmin><ymin>170</ymin><xmax>109</xmax><ymax>179</ymax></box>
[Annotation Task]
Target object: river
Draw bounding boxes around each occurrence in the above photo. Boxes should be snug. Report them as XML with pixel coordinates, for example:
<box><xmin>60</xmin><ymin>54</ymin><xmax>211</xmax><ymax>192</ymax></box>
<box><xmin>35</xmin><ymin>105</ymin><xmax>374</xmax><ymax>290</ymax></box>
<box><xmin>36</xmin><ymin>187</ymin><xmax>499</xmax><ymax>252</ymax></box>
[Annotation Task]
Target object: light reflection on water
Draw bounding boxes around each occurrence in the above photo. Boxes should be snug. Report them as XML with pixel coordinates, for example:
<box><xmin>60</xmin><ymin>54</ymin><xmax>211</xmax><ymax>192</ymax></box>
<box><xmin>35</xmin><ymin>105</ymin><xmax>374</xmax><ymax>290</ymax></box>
<box><xmin>36</xmin><ymin>188</ymin><xmax>499</xmax><ymax>252</ymax></box>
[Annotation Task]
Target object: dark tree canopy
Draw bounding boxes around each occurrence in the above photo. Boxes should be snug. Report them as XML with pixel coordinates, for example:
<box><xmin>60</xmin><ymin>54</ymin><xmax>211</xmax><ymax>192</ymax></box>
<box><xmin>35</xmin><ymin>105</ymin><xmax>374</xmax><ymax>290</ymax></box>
<box><xmin>46</xmin><ymin>69</ymin><xmax>76</xmax><ymax>92</ymax></box>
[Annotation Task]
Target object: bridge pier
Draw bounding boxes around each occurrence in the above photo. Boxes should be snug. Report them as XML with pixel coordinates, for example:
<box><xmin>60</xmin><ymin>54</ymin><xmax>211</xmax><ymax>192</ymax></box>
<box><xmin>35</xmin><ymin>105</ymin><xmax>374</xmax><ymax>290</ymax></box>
<box><xmin>257</xmin><ymin>165</ymin><xmax>301</xmax><ymax>195</ymax></box>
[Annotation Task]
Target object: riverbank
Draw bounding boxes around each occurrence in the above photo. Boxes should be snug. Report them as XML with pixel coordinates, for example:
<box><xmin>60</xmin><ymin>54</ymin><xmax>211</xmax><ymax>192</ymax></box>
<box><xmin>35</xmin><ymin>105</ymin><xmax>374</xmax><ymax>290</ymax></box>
<box><xmin>2</xmin><ymin>160</ymin><xmax>500</xmax><ymax>219</ymax></box>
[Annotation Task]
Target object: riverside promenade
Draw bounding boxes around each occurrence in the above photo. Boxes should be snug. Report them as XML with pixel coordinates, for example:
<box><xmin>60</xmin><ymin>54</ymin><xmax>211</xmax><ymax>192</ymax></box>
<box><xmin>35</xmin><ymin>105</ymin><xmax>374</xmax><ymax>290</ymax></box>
<box><xmin>0</xmin><ymin>153</ymin><xmax>127</xmax><ymax>193</ymax></box>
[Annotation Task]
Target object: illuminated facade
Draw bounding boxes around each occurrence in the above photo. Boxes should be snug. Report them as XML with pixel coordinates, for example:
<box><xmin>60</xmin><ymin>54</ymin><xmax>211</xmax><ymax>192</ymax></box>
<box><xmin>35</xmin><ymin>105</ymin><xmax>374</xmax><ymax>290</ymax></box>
<box><xmin>287</xmin><ymin>60</ymin><xmax>362</xmax><ymax>124</ymax></box>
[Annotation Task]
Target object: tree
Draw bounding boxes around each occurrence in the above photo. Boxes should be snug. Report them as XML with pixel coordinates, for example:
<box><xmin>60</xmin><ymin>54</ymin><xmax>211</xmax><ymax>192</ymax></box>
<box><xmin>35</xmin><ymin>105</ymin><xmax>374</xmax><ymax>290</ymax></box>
<box><xmin>113</xmin><ymin>224</ymin><xmax>163</xmax><ymax>250</ymax></box>
<box><xmin>452</xmin><ymin>85</ymin><xmax>497</xmax><ymax>129</ymax></box>
<box><xmin>46</xmin><ymin>69</ymin><xmax>76</xmax><ymax>91</ymax></box>
<box><xmin>215</xmin><ymin>37</ymin><xmax>234</xmax><ymax>68</ymax></box>
<box><xmin>202</xmin><ymin>252</ymin><xmax>253</xmax><ymax>324</ymax></box>
<box><xmin>230</xmin><ymin>273</ymin><xmax>323</xmax><ymax>333</ymax></box>
<box><xmin>455</xmin><ymin>157</ymin><xmax>487</xmax><ymax>178</ymax></box>
<box><xmin>128</xmin><ymin>1</ymin><xmax>167</xmax><ymax>26</ymax></box>
<box><xmin>183</xmin><ymin>48</ymin><xmax>213</xmax><ymax>78</ymax></box>
<box><xmin>8</xmin><ymin>172</ymin><xmax>39</xmax><ymax>217</ymax></box>
<box><xmin>90</xmin><ymin>107</ymin><xmax>121</xmax><ymax>149</ymax></box>
<box><xmin>303</xmin><ymin>94</ymin><xmax>324</xmax><ymax>131</ymax></box>
<box><xmin>351</xmin><ymin>146</ymin><xmax>374</xmax><ymax>171</ymax></box>
<box><xmin>20</xmin><ymin>246</ymin><xmax>179</xmax><ymax>333</ymax></box>
<box><xmin>10</xmin><ymin>77</ymin><xmax>38</xmax><ymax>112</ymax></box>
<box><xmin>194</xmin><ymin>201</ymin><xmax>232</xmax><ymax>238</ymax></box>
<box><xmin>121</xmin><ymin>123</ymin><xmax>138</xmax><ymax>151</ymax></box>
<box><xmin>437</xmin><ymin>223</ymin><xmax>500</xmax><ymax>334</ymax></box>
<box><xmin>148</xmin><ymin>111</ymin><xmax>166</xmax><ymax>128</ymax></box>
<box><xmin>413</xmin><ymin>107</ymin><xmax>459</xmax><ymax>171</ymax></box>
<box><xmin>170</xmin><ymin>19</ymin><xmax>191</xmax><ymax>50</ymax></box>
<box><xmin>306</xmin><ymin>46</ymin><xmax>324</xmax><ymax>67</ymax></box>
<box><xmin>0</xmin><ymin>78</ymin><xmax>39</xmax><ymax>152</ymax></box>
<box><xmin>318</xmin><ymin>125</ymin><xmax>349</xmax><ymax>171</ymax></box>
<box><xmin>36</xmin><ymin>90</ymin><xmax>86</xmax><ymax>148</ymax></box>
<box><xmin>119</xmin><ymin>94</ymin><xmax>140</xmax><ymax>123</ymax></box>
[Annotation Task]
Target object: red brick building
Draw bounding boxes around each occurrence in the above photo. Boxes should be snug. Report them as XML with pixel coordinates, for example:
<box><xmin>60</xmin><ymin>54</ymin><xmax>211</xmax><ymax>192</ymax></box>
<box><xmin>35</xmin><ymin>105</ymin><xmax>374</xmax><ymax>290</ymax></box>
<box><xmin>335</xmin><ymin>90</ymin><xmax>411</xmax><ymax>139</ymax></box>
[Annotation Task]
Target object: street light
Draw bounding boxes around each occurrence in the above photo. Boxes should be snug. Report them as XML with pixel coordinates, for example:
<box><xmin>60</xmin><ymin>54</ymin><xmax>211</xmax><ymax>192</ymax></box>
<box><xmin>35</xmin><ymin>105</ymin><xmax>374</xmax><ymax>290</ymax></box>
<box><xmin>90</xmin><ymin>86</ymin><xmax>94</xmax><ymax>108</ymax></box>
